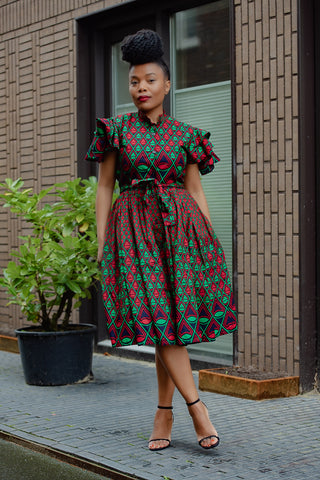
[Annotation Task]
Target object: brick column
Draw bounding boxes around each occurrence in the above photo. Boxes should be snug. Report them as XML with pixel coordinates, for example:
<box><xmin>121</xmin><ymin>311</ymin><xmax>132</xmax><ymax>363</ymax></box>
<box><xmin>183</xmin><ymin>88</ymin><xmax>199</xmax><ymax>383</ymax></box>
<box><xmin>234</xmin><ymin>0</ymin><xmax>299</xmax><ymax>375</ymax></box>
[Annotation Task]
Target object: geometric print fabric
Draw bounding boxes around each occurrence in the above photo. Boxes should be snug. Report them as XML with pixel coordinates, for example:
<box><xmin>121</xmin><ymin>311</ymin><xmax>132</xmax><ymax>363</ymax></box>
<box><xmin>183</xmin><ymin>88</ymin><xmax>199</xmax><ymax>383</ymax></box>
<box><xmin>86</xmin><ymin>112</ymin><xmax>237</xmax><ymax>346</ymax></box>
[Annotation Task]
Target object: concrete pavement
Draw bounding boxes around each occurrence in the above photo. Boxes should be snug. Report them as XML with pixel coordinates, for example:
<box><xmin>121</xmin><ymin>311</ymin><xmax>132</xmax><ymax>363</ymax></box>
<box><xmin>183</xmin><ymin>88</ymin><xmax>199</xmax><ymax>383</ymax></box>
<box><xmin>0</xmin><ymin>350</ymin><xmax>319</xmax><ymax>480</ymax></box>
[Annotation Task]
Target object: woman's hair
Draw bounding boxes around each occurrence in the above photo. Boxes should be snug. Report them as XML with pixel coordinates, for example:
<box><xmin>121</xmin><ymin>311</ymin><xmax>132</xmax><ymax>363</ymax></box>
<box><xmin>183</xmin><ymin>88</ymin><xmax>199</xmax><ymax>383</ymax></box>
<box><xmin>121</xmin><ymin>29</ymin><xmax>170</xmax><ymax>80</ymax></box>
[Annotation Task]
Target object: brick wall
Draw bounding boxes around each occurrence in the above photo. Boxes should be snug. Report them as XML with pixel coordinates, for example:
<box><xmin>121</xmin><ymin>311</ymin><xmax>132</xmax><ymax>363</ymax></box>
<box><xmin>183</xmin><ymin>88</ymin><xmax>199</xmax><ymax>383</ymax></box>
<box><xmin>0</xmin><ymin>0</ymin><xmax>125</xmax><ymax>335</ymax></box>
<box><xmin>234</xmin><ymin>0</ymin><xmax>299</xmax><ymax>375</ymax></box>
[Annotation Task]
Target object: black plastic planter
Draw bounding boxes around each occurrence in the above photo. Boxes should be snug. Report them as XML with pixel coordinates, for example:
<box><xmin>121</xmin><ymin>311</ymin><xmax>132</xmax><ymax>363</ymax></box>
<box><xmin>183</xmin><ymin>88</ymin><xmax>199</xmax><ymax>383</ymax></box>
<box><xmin>15</xmin><ymin>324</ymin><xmax>96</xmax><ymax>386</ymax></box>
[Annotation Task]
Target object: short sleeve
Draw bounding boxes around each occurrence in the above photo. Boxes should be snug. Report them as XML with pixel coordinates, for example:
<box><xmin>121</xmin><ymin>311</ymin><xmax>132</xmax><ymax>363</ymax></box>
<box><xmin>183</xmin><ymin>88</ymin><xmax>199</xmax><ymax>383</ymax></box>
<box><xmin>85</xmin><ymin>117</ymin><xmax>120</xmax><ymax>163</ymax></box>
<box><xmin>186</xmin><ymin>128</ymin><xmax>220</xmax><ymax>175</ymax></box>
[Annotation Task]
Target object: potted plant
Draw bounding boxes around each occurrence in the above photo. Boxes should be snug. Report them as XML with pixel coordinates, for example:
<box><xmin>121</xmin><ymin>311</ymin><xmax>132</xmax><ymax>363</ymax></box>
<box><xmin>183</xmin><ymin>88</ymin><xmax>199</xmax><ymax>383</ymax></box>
<box><xmin>0</xmin><ymin>177</ymin><xmax>101</xmax><ymax>386</ymax></box>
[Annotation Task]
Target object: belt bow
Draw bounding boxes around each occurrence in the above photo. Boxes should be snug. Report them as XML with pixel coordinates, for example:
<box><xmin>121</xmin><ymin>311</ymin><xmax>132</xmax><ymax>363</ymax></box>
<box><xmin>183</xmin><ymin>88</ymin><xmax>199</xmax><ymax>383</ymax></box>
<box><xmin>121</xmin><ymin>178</ymin><xmax>183</xmax><ymax>226</ymax></box>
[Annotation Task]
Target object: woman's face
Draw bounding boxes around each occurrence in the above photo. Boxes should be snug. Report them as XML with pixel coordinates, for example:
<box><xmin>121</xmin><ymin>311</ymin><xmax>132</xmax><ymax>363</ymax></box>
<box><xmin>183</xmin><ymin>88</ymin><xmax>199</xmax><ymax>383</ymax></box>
<box><xmin>129</xmin><ymin>63</ymin><xmax>170</xmax><ymax>118</ymax></box>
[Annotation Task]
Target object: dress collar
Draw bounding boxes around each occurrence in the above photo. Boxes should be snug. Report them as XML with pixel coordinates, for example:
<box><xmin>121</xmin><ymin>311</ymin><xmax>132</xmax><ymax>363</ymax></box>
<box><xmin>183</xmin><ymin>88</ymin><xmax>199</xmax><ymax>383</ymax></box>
<box><xmin>138</xmin><ymin>110</ymin><xmax>167</xmax><ymax>126</ymax></box>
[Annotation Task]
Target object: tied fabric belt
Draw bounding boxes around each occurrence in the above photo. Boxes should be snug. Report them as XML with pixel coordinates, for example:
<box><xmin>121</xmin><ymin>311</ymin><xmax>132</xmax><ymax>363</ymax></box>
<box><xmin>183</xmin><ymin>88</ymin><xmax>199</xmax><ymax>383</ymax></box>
<box><xmin>120</xmin><ymin>178</ymin><xmax>184</xmax><ymax>226</ymax></box>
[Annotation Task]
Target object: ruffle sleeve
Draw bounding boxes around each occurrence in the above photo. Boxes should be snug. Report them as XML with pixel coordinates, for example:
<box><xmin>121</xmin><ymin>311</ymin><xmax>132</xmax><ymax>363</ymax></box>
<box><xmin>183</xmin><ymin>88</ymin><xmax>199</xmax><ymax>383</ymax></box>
<box><xmin>186</xmin><ymin>128</ymin><xmax>220</xmax><ymax>175</ymax></box>
<box><xmin>85</xmin><ymin>118</ymin><xmax>120</xmax><ymax>163</ymax></box>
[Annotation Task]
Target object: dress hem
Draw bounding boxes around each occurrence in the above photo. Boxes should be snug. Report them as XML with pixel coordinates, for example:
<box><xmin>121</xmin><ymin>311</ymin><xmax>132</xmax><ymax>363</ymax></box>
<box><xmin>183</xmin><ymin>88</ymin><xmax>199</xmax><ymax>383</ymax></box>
<box><xmin>109</xmin><ymin>327</ymin><xmax>237</xmax><ymax>348</ymax></box>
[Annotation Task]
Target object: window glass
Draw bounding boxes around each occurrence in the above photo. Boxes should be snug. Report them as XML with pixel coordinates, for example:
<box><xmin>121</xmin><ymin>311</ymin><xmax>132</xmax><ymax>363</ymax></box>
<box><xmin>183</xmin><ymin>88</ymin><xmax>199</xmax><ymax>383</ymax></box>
<box><xmin>112</xmin><ymin>42</ymin><xmax>134</xmax><ymax>115</ymax></box>
<box><xmin>172</xmin><ymin>1</ymin><xmax>233</xmax><ymax>363</ymax></box>
<box><xmin>174</xmin><ymin>0</ymin><xmax>230</xmax><ymax>89</ymax></box>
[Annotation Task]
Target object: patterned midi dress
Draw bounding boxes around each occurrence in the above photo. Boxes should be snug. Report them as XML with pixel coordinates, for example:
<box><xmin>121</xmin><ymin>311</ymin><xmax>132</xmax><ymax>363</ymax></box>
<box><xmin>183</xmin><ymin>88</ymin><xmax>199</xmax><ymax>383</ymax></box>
<box><xmin>85</xmin><ymin>111</ymin><xmax>237</xmax><ymax>347</ymax></box>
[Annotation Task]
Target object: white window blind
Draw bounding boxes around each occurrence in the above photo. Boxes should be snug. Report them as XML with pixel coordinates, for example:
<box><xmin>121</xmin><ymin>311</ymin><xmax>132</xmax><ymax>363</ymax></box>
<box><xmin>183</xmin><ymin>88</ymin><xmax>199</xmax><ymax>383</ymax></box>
<box><xmin>173</xmin><ymin>81</ymin><xmax>233</xmax><ymax>273</ymax></box>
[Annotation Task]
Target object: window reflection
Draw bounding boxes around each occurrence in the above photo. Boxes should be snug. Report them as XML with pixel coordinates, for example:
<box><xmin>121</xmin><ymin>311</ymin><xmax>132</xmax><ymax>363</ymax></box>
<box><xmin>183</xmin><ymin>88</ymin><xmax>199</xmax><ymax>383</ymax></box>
<box><xmin>174</xmin><ymin>0</ymin><xmax>230</xmax><ymax>89</ymax></box>
<box><xmin>112</xmin><ymin>42</ymin><xmax>135</xmax><ymax>115</ymax></box>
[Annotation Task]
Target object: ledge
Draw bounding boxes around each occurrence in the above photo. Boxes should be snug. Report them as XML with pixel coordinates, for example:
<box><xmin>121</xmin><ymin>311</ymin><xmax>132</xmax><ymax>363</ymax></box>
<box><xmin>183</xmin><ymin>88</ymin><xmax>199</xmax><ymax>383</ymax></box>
<box><xmin>199</xmin><ymin>367</ymin><xmax>300</xmax><ymax>400</ymax></box>
<box><xmin>96</xmin><ymin>339</ymin><xmax>230</xmax><ymax>370</ymax></box>
<box><xmin>0</xmin><ymin>335</ymin><xmax>19</xmax><ymax>354</ymax></box>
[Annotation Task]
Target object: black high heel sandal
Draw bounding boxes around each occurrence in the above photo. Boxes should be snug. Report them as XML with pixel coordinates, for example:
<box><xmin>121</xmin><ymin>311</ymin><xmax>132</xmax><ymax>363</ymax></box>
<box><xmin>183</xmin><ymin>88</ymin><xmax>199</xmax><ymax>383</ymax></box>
<box><xmin>186</xmin><ymin>398</ymin><xmax>220</xmax><ymax>449</ymax></box>
<box><xmin>148</xmin><ymin>405</ymin><xmax>174</xmax><ymax>451</ymax></box>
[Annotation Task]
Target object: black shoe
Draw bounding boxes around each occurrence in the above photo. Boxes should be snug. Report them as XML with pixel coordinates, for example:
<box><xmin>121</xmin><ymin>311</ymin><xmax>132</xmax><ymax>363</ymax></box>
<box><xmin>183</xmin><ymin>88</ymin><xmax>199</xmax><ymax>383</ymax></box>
<box><xmin>186</xmin><ymin>398</ymin><xmax>220</xmax><ymax>449</ymax></box>
<box><xmin>148</xmin><ymin>405</ymin><xmax>173</xmax><ymax>451</ymax></box>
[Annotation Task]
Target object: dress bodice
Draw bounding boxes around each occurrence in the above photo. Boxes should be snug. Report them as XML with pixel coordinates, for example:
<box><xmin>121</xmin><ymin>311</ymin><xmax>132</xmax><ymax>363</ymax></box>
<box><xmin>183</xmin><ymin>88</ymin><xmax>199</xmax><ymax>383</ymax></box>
<box><xmin>85</xmin><ymin>112</ymin><xmax>220</xmax><ymax>189</ymax></box>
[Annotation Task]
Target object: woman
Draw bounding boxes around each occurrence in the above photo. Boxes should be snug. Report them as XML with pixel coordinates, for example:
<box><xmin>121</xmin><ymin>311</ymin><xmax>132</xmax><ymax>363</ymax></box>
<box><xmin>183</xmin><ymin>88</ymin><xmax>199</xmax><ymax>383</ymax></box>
<box><xmin>86</xmin><ymin>30</ymin><xmax>237</xmax><ymax>451</ymax></box>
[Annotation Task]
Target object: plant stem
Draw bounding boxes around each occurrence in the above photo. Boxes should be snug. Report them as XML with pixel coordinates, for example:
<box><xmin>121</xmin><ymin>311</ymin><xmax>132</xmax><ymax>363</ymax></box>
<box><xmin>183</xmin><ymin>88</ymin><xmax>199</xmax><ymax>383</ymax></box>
<box><xmin>38</xmin><ymin>290</ymin><xmax>50</xmax><ymax>330</ymax></box>
<box><xmin>62</xmin><ymin>293</ymin><xmax>73</xmax><ymax>328</ymax></box>
<box><xmin>52</xmin><ymin>290</ymin><xmax>74</xmax><ymax>329</ymax></box>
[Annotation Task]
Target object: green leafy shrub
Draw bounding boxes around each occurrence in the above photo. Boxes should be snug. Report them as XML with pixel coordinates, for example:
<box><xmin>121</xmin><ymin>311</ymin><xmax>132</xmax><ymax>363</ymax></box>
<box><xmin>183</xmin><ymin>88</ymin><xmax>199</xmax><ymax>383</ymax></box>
<box><xmin>0</xmin><ymin>177</ymin><xmax>101</xmax><ymax>331</ymax></box>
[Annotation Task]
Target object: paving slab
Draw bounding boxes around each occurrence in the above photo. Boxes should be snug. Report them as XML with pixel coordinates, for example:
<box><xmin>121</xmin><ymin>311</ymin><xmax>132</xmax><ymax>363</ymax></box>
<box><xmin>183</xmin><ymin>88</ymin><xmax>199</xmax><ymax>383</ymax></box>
<box><xmin>0</xmin><ymin>350</ymin><xmax>319</xmax><ymax>480</ymax></box>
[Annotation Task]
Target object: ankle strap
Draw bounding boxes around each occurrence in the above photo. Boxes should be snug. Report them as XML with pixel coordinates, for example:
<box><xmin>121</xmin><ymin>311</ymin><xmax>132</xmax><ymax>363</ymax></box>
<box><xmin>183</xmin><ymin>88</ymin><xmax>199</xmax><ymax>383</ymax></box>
<box><xmin>157</xmin><ymin>405</ymin><xmax>173</xmax><ymax>409</ymax></box>
<box><xmin>186</xmin><ymin>398</ymin><xmax>200</xmax><ymax>407</ymax></box>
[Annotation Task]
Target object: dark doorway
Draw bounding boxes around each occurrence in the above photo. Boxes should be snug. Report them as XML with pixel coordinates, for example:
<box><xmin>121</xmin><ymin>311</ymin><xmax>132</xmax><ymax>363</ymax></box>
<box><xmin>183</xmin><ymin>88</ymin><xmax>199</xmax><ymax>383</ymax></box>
<box><xmin>76</xmin><ymin>0</ymin><xmax>236</xmax><ymax>367</ymax></box>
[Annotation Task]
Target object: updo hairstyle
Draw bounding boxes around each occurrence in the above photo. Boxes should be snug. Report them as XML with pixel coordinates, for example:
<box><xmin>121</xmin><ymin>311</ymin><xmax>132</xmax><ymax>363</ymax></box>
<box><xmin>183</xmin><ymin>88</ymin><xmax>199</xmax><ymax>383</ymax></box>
<box><xmin>121</xmin><ymin>29</ymin><xmax>170</xmax><ymax>80</ymax></box>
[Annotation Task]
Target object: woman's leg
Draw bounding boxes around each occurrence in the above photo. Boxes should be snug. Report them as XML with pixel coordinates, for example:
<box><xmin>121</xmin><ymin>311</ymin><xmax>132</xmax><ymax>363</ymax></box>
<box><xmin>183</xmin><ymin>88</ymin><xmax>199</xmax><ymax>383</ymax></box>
<box><xmin>157</xmin><ymin>345</ymin><xmax>219</xmax><ymax>448</ymax></box>
<box><xmin>155</xmin><ymin>346</ymin><xmax>176</xmax><ymax>405</ymax></box>
<box><xmin>148</xmin><ymin>348</ymin><xmax>175</xmax><ymax>450</ymax></box>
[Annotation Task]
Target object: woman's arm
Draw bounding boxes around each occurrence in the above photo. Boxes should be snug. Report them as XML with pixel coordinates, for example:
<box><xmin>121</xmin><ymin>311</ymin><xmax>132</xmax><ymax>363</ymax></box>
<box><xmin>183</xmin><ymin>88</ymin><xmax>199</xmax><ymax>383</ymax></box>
<box><xmin>96</xmin><ymin>151</ymin><xmax>117</xmax><ymax>263</ymax></box>
<box><xmin>184</xmin><ymin>163</ymin><xmax>212</xmax><ymax>225</ymax></box>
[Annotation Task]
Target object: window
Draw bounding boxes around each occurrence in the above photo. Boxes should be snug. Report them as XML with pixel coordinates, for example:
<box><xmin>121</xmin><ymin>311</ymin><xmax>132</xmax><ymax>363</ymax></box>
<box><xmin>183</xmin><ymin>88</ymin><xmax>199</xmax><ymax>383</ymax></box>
<box><xmin>171</xmin><ymin>1</ymin><xmax>233</xmax><ymax>364</ymax></box>
<box><xmin>79</xmin><ymin>0</ymin><xmax>234</xmax><ymax>364</ymax></box>
<box><xmin>174</xmin><ymin>1</ymin><xmax>230</xmax><ymax>88</ymax></box>
<box><xmin>112</xmin><ymin>42</ymin><xmax>134</xmax><ymax>116</ymax></box>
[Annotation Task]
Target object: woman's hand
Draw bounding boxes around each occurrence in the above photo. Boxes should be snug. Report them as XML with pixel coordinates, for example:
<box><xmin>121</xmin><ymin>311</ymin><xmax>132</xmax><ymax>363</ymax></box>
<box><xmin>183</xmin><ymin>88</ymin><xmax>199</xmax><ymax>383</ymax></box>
<box><xmin>184</xmin><ymin>163</ymin><xmax>212</xmax><ymax>225</ymax></box>
<box><xmin>97</xmin><ymin>246</ymin><xmax>104</xmax><ymax>265</ymax></box>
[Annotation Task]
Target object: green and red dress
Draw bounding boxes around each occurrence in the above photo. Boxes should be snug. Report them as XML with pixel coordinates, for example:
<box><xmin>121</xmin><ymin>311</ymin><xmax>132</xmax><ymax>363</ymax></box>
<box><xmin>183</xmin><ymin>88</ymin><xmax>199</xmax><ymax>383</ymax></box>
<box><xmin>85</xmin><ymin>111</ymin><xmax>237</xmax><ymax>347</ymax></box>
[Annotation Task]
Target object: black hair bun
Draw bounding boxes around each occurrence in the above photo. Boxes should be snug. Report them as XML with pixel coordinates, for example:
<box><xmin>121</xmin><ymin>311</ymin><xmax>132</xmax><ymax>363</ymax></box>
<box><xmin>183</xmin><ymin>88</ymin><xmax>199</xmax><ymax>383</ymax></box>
<box><xmin>121</xmin><ymin>29</ymin><xmax>164</xmax><ymax>65</ymax></box>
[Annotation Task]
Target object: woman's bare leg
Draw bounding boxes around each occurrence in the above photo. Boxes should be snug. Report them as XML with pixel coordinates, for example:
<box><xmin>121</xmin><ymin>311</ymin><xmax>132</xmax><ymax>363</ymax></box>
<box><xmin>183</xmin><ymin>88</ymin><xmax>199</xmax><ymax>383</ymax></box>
<box><xmin>148</xmin><ymin>348</ymin><xmax>175</xmax><ymax>450</ymax></box>
<box><xmin>157</xmin><ymin>345</ymin><xmax>219</xmax><ymax>448</ymax></box>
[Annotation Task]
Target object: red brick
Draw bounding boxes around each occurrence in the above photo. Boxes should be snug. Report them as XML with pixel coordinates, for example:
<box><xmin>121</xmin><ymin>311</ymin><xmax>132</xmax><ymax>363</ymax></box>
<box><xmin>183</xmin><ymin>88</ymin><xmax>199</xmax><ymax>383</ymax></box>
<box><xmin>244</xmin><ymin>333</ymin><xmax>252</xmax><ymax>365</ymax></box>
<box><xmin>265</xmin><ymin>316</ymin><xmax>272</xmax><ymax>355</ymax></box>
<box><xmin>250</xmin><ymin>233</ymin><xmax>257</xmax><ymax>274</ymax></box>
<box><xmin>262</xmin><ymin>0</ymin><xmax>270</xmax><ymax>38</ymax></box>
<box><xmin>258</xmin><ymin>335</ymin><xmax>265</xmax><ymax>370</ymax></box>
<box><xmin>255</xmin><ymin>21</ymin><xmax>262</xmax><ymax>61</ymax></box>
<box><xmin>258</xmin><ymin>293</ymin><xmax>265</xmax><ymax>333</ymax></box>
<box><xmin>279</xmin><ymin>236</ymin><xmax>286</xmax><ymax>276</ymax></box>
<box><xmin>251</xmin><ymin>314</ymin><xmax>258</xmax><ymax>353</ymax></box>
<box><xmin>257</xmin><ymin>215</ymin><xmax>264</xmax><ymax>254</ymax></box>
<box><xmin>264</xmin><ymin>234</ymin><xmax>272</xmax><ymax>275</ymax></box>
<box><xmin>271</xmin><ymin>214</ymin><xmax>279</xmax><ymax>253</ymax></box>
<box><xmin>272</xmin><ymin>294</ymin><xmax>279</xmax><ymax>336</ymax></box>
<box><xmin>262</xmin><ymin>39</ymin><xmax>270</xmax><ymax>79</ymax></box>
<box><xmin>235</xmin><ymin>5</ymin><xmax>242</xmax><ymax>44</ymax></box>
